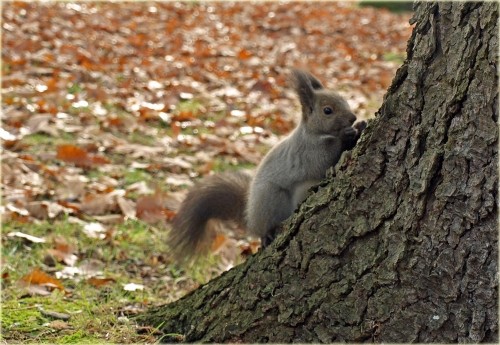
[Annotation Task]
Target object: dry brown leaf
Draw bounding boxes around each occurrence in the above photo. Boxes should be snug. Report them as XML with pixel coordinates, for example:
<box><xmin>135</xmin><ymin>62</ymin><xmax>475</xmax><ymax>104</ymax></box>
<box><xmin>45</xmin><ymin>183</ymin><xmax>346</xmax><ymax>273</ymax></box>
<box><xmin>113</xmin><ymin>143</ymin><xmax>165</xmax><ymax>159</ymax></box>
<box><xmin>126</xmin><ymin>181</ymin><xmax>154</xmax><ymax>195</ymax></box>
<box><xmin>211</xmin><ymin>233</ymin><xmax>228</xmax><ymax>252</ymax></box>
<box><xmin>25</xmin><ymin>201</ymin><xmax>70</xmax><ymax>219</ymax></box>
<box><xmin>19</xmin><ymin>268</ymin><xmax>65</xmax><ymax>294</ymax></box>
<box><xmin>2</xmin><ymin>271</ymin><xmax>11</xmax><ymax>285</ymax></box>
<box><xmin>48</xmin><ymin>320</ymin><xmax>71</xmax><ymax>330</ymax></box>
<box><xmin>136</xmin><ymin>193</ymin><xmax>175</xmax><ymax>224</ymax></box>
<box><xmin>117</xmin><ymin>196</ymin><xmax>136</xmax><ymax>219</ymax></box>
<box><xmin>80</xmin><ymin>192</ymin><xmax>118</xmax><ymax>216</ymax></box>
<box><xmin>239</xmin><ymin>239</ymin><xmax>261</xmax><ymax>257</ymax></box>
<box><xmin>164</xmin><ymin>174</ymin><xmax>193</xmax><ymax>187</ymax></box>
<box><xmin>56</xmin><ymin>144</ymin><xmax>109</xmax><ymax>168</ymax></box>
<box><xmin>25</xmin><ymin>114</ymin><xmax>57</xmax><ymax>136</ymax></box>
<box><xmin>88</xmin><ymin>277</ymin><xmax>116</xmax><ymax>288</ymax></box>
<box><xmin>92</xmin><ymin>214</ymin><xmax>124</xmax><ymax>224</ymax></box>
<box><xmin>46</xmin><ymin>237</ymin><xmax>78</xmax><ymax>266</ymax></box>
<box><xmin>56</xmin><ymin>145</ymin><xmax>89</xmax><ymax>166</ymax></box>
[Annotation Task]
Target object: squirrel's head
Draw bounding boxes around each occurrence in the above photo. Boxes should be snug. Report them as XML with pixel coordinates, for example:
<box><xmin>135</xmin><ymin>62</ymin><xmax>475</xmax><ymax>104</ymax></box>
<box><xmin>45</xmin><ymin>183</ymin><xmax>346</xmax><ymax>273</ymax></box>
<box><xmin>291</xmin><ymin>69</ymin><xmax>356</xmax><ymax>136</ymax></box>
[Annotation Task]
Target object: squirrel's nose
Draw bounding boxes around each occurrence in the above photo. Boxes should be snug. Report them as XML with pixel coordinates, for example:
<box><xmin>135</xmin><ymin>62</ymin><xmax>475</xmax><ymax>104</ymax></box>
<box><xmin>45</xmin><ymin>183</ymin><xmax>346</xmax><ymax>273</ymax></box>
<box><xmin>347</xmin><ymin>112</ymin><xmax>356</xmax><ymax>125</ymax></box>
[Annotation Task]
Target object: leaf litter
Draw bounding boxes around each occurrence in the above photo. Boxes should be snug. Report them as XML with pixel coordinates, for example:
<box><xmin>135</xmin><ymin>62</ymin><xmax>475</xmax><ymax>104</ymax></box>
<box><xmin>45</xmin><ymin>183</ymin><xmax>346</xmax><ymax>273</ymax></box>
<box><xmin>1</xmin><ymin>1</ymin><xmax>412</xmax><ymax>342</ymax></box>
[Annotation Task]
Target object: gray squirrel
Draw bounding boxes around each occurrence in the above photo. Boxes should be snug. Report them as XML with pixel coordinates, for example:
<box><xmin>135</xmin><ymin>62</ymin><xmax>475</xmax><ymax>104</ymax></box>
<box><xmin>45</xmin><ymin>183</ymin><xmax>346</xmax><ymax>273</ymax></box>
<box><xmin>169</xmin><ymin>69</ymin><xmax>366</xmax><ymax>258</ymax></box>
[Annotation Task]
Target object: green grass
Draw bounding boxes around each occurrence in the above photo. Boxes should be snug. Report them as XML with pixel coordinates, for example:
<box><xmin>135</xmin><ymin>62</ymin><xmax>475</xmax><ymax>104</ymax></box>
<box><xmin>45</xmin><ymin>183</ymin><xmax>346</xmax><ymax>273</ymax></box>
<box><xmin>122</xmin><ymin>168</ymin><xmax>153</xmax><ymax>186</ymax></box>
<box><xmin>3</xmin><ymin>62</ymin><xmax>12</xmax><ymax>74</ymax></box>
<box><xmin>102</xmin><ymin>101</ymin><xmax>128</xmax><ymax>113</ymax></box>
<box><xmin>1</xmin><ymin>218</ymin><xmax>213</xmax><ymax>343</ymax></box>
<box><xmin>383</xmin><ymin>52</ymin><xmax>406</xmax><ymax>64</ymax></box>
<box><xmin>22</xmin><ymin>132</ymin><xmax>75</xmax><ymax>147</ymax></box>
<box><xmin>211</xmin><ymin>157</ymin><xmax>256</xmax><ymax>173</ymax></box>
<box><xmin>2</xmin><ymin>291</ymin><xmax>140</xmax><ymax>343</ymax></box>
<box><xmin>67</xmin><ymin>83</ymin><xmax>83</xmax><ymax>95</ymax></box>
<box><xmin>358</xmin><ymin>1</ymin><xmax>413</xmax><ymax>13</ymax></box>
<box><xmin>176</xmin><ymin>99</ymin><xmax>203</xmax><ymax>112</ymax></box>
<box><xmin>127</xmin><ymin>131</ymin><xmax>157</xmax><ymax>146</ymax></box>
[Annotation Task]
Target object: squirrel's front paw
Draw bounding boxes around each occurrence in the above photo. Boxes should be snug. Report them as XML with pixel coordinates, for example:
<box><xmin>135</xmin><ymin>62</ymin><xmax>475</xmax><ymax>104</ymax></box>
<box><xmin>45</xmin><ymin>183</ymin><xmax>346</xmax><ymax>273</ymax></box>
<box><xmin>353</xmin><ymin>121</ymin><xmax>367</xmax><ymax>135</ymax></box>
<box><xmin>342</xmin><ymin>126</ymin><xmax>357</xmax><ymax>139</ymax></box>
<box><xmin>341</xmin><ymin>121</ymin><xmax>366</xmax><ymax>150</ymax></box>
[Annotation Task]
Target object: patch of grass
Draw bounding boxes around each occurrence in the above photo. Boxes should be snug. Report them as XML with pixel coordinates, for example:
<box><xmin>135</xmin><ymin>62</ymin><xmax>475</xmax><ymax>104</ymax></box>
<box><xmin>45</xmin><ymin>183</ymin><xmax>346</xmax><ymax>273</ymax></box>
<box><xmin>87</xmin><ymin>168</ymin><xmax>106</xmax><ymax>180</ymax></box>
<box><xmin>1</xmin><ymin>289</ymin><xmax>141</xmax><ymax>343</ymax></box>
<box><xmin>2</xmin><ymin>221</ymin><xmax>77</xmax><ymax>273</ymax></box>
<box><xmin>68</xmin><ymin>105</ymin><xmax>92</xmax><ymax>115</ymax></box>
<box><xmin>115</xmin><ymin>219</ymin><xmax>157</xmax><ymax>253</ymax></box>
<box><xmin>67</xmin><ymin>83</ymin><xmax>83</xmax><ymax>95</ymax></box>
<box><xmin>175</xmin><ymin>99</ymin><xmax>206</xmax><ymax>119</ymax></box>
<box><xmin>3</xmin><ymin>62</ymin><xmax>12</xmax><ymax>74</ymax></box>
<box><xmin>211</xmin><ymin>157</ymin><xmax>256</xmax><ymax>173</ymax></box>
<box><xmin>1</xmin><ymin>298</ymin><xmax>43</xmax><ymax>333</ymax></box>
<box><xmin>1</xmin><ymin>219</ymin><xmax>188</xmax><ymax>343</ymax></box>
<box><xmin>184</xmin><ymin>254</ymin><xmax>221</xmax><ymax>283</ymax></box>
<box><xmin>383</xmin><ymin>51</ymin><xmax>406</xmax><ymax>64</ymax></box>
<box><xmin>122</xmin><ymin>169</ymin><xmax>153</xmax><ymax>186</ymax></box>
<box><xmin>103</xmin><ymin>101</ymin><xmax>128</xmax><ymax>114</ymax></box>
<box><xmin>22</xmin><ymin>132</ymin><xmax>75</xmax><ymax>147</ymax></box>
<box><xmin>58</xmin><ymin>330</ymin><xmax>103</xmax><ymax>344</ymax></box>
<box><xmin>358</xmin><ymin>1</ymin><xmax>413</xmax><ymax>13</ymax></box>
<box><xmin>127</xmin><ymin>131</ymin><xmax>157</xmax><ymax>146</ymax></box>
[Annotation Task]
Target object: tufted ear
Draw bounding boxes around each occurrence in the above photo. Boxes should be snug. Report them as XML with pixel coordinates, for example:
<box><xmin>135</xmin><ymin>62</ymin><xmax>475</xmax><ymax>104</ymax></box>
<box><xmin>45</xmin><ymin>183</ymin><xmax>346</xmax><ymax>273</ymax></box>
<box><xmin>291</xmin><ymin>69</ymin><xmax>324</xmax><ymax>118</ymax></box>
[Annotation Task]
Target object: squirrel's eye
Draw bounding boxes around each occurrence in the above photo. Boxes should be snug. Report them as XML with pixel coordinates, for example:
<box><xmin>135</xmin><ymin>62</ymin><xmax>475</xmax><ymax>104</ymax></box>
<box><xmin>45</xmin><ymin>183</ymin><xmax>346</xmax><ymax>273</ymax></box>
<box><xmin>323</xmin><ymin>107</ymin><xmax>333</xmax><ymax>115</ymax></box>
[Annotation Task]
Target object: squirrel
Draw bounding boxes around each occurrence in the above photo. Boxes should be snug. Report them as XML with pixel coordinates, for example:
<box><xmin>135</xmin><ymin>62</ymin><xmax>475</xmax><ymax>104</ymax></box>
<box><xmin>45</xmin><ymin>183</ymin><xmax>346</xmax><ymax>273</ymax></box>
<box><xmin>169</xmin><ymin>69</ymin><xmax>366</xmax><ymax>259</ymax></box>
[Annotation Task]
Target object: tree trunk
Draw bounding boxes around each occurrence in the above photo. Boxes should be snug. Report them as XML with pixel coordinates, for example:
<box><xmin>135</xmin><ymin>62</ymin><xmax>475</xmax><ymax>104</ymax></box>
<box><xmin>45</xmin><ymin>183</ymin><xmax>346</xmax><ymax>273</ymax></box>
<box><xmin>138</xmin><ymin>2</ymin><xmax>498</xmax><ymax>342</ymax></box>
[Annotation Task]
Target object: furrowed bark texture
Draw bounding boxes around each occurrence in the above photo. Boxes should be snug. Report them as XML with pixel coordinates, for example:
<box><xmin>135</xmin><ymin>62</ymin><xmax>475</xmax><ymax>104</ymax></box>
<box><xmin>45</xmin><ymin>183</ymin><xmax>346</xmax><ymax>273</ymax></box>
<box><xmin>139</xmin><ymin>2</ymin><xmax>498</xmax><ymax>342</ymax></box>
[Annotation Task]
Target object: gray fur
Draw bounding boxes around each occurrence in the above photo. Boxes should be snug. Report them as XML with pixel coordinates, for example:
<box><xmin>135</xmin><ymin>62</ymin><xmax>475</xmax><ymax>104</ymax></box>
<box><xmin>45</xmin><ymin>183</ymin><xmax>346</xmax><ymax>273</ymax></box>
<box><xmin>246</xmin><ymin>70</ymin><xmax>357</xmax><ymax>237</ymax></box>
<box><xmin>170</xmin><ymin>69</ymin><xmax>363</xmax><ymax>258</ymax></box>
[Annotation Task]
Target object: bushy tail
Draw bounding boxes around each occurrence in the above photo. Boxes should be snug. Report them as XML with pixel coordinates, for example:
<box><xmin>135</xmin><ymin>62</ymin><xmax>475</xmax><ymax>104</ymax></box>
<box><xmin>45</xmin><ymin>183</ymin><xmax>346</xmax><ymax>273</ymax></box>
<box><xmin>169</xmin><ymin>171</ymin><xmax>252</xmax><ymax>259</ymax></box>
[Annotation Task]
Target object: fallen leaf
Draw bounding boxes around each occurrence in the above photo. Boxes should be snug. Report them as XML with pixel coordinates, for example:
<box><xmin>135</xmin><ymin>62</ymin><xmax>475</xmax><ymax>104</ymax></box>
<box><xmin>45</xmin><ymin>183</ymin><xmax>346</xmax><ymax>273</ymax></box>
<box><xmin>56</xmin><ymin>144</ymin><xmax>89</xmax><ymax>166</ymax></box>
<box><xmin>19</xmin><ymin>268</ymin><xmax>65</xmax><ymax>294</ymax></box>
<box><xmin>46</xmin><ymin>237</ymin><xmax>78</xmax><ymax>266</ymax></box>
<box><xmin>48</xmin><ymin>320</ymin><xmax>71</xmax><ymax>330</ymax></box>
<box><xmin>80</xmin><ymin>192</ymin><xmax>118</xmax><ymax>216</ymax></box>
<box><xmin>7</xmin><ymin>231</ymin><xmax>46</xmax><ymax>243</ymax></box>
<box><xmin>55</xmin><ymin>266</ymin><xmax>82</xmax><ymax>279</ymax></box>
<box><xmin>211</xmin><ymin>233</ymin><xmax>228</xmax><ymax>252</ymax></box>
<box><xmin>82</xmin><ymin>222</ymin><xmax>107</xmax><ymax>239</ymax></box>
<box><xmin>136</xmin><ymin>193</ymin><xmax>175</xmax><ymax>224</ymax></box>
<box><xmin>25</xmin><ymin>114</ymin><xmax>57</xmax><ymax>136</ymax></box>
<box><xmin>88</xmin><ymin>277</ymin><xmax>116</xmax><ymax>288</ymax></box>
<box><xmin>56</xmin><ymin>144</ymin><xmax>109</xmax><ymax>167</ymax></box>
<box><xmin>117</xmin><ymin>196</ymin><xmax>136</xmax><ymax>219</ymax></box>
<box><xmin>92</xmin><ymin>214</ymin><xmax>124</xmax><ymax>224</ymax></box>
<box><xmin>25</xmin><ymin>201</ymin><xmax>70</xmax><ymax>219</ymax></box>
<box><xmin>0</xmin><ymin>127</ymin><xmax>18</xmax><ymax>141</ymax></box>
<box><xmin>122</xmin><ymin>282</ymin><xmax>144</xmax><ymax>292</ymax></box>
<box><xmin>126</xmin><ymin>181</ymin><xmax>154</xmax><ymax>195</ymax></box>
<box><xmin>2</xmin><ymin>272</ymin><xmax>11</xmax><ymax>285</ymax></box>
<box><xmin>164</xmin><ymin>174</ymin><xmax>193</xmax><ymax>187</ymax></box>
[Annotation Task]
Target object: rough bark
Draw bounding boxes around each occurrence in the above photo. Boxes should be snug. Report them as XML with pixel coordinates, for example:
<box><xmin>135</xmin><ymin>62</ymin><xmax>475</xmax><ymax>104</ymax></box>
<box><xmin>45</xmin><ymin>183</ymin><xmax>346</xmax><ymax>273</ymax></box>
<box><xmin>138</xmin><ymin>2</ymin><xmax>498</xmax><ymax>342</ymax></box>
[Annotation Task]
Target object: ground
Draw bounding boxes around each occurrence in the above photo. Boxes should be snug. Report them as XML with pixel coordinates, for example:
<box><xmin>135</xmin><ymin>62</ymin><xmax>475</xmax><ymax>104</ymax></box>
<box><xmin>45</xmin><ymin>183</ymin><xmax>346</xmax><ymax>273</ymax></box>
<box><xmin>1</xmin><ymin>2</ymin><xmax>411</xmax><ymax>343</ymax></box>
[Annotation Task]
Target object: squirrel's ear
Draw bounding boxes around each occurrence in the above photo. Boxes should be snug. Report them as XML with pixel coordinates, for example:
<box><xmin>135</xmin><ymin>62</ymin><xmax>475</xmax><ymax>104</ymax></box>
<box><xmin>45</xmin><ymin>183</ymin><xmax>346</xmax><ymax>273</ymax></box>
<box><xmin>291</xmin><ymin>69</ymin><xmax>324</xmax><ymax>117</ymax></box>
<box><xmin>306</xmin><ymin>72</ymin><xmax>324</xmax><ymax>90</ymax></box>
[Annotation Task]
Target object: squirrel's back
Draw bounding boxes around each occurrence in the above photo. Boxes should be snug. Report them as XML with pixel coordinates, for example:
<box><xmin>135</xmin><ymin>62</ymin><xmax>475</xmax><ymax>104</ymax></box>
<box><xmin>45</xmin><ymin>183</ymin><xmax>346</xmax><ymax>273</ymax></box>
<box><xmin>169</xmin><ymin>171</ymin><xmax>251</xmax><ymax>258</ymax></box>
